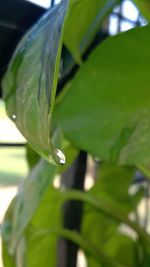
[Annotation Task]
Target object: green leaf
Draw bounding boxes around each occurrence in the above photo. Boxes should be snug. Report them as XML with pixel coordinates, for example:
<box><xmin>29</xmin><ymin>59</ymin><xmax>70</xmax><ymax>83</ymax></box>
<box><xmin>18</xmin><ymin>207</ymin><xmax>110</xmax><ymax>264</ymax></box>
<box><xmin>1</xmin><ymin>200</ymin><xmax>16</xmax><ymax>267</ymax></box>
<box><xmin>96</xmin><ymin>163</ymin><xmax>135</xmax><ymax>213</ymax></box>
<box><xmin>2</xmin><ymin>242</ymin><xmax>15</xmax><ymax>267</ymax></box>
<box><xmin>5</xmin><ymin>160</ymin><xmax>56</xmax><ymax>254</ymax></box>
<box><xmin>2</xmin><ymin>185</ymin><xmax>63</xmax><ymax>267</ymax></box>
<box><xmin>25</xmin><ymin>187</ymin><xmax>63</xmax><ymax>267</ymax></box>
<box><xmin>64</xmin><ymin>0</ymin><xmax>119</xmax><ymax>63</ymax></box>
<box><xmin>2</xmin><ymin>186</ymin><xmax>148</xmax><ymax>267</ymax></box>
<box><xmin>63</xmin><ymin>189</ymin><xmax>150</xmax><ymax>265</ymax></box>
<box><xmin>58</xmin><ymin>139</ymin><xmax>79</xmax><ymax>173</ymax></box>
<box><xmin>63</xmin><ymin>190</ymin><xmax>150</xmax><ymax>246</ymax></box>
<box><xmin>2</xmin><ymin>142</ymin><xmax>77</xmax><ymax>264</ymax></box>
<box><xmin>80</xmin><ymin>164</ymin><xmax>138</xmax><ymax>266</ymax></box>
<box><xmin>29</xmin><ymin>228</ymin><xmax>129</xmax><ymax>267</ymax></box>
<box><xmin>54</xmin><ymin>25</ymin><xmax>150</xmax><ymax>165</ymax></box>
<box><xmin>133</xmin><ymin>0</ymin><xmax>150</xmax><ymax>20</ymax></box>
<box><xmin>2</xmin><ymin>0</ymin><xmax>70</xmax><ymax>165</ymax></box>
<box><xmin>103</xmin><ymin>234</ymin><xmax>139</xmax><ymax>267</ymax></box>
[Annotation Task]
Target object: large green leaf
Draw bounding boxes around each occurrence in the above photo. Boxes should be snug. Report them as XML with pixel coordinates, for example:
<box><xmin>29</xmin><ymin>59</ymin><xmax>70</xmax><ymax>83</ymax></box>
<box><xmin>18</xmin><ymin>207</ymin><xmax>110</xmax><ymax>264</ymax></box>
<box><xmin>54</xmin><ymin>25</ymin><xmax>150</xmax><ymax>165</ymax></box>
<box><xmin>2</xmin><ymin>0</ymin><xmax>70</xmax><ymax>165</ymax></box>
<box><xmin>64</xmin><ymin>0</ymin><xmax>119</xmax><ymax>63</ymax></box>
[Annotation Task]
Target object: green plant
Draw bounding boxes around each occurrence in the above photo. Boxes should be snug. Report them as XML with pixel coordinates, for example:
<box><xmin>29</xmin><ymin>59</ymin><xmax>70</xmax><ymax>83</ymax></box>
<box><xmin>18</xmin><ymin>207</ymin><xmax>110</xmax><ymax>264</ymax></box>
<box><xmin>2</xmin><ymin>0</ymin><xmax>150</xmax><ymax>266</ymax></box>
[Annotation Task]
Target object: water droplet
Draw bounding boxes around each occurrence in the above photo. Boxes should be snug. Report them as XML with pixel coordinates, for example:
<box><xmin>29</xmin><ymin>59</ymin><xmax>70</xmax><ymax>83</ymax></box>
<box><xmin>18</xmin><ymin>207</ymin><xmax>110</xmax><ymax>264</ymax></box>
<box><xmin>12</xmin><ymin>114</ymin><xmax>16</xmax><ymax>120</ymax></box>
<box><xmin>55</xmin><ymin>149</ymin><xmax>66</xmax><ymax>165</ymax></box>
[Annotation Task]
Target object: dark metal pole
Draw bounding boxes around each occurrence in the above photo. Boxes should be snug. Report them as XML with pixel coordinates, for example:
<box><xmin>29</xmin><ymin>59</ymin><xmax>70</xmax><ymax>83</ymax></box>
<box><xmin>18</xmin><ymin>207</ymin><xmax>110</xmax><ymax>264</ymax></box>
<box><xmin>57</xmin><ymin>151</ymin><xmax>87</xmax><ymax>267</ymax></box>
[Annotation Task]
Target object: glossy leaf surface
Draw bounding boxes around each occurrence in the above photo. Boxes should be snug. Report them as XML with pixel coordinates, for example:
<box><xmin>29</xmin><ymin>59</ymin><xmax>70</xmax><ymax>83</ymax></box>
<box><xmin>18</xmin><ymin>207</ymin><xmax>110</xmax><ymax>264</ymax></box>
<box><xmin>3</xmin><ymin>0</ymin><xmax>70</xmax><ymax>164</ymax></box>
<box><xmin>54</xmin><ymin>26</ymin><xmax>150</xmax><ymax>165</ymax></box>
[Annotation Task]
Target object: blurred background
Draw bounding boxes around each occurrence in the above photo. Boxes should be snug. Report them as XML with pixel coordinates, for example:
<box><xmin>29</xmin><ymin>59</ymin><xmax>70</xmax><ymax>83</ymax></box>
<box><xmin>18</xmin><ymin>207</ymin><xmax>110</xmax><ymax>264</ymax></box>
<box><xmin>0</xmin><ymin>0</ymin><xmax>148</xmax><ymax>266</ymax></box>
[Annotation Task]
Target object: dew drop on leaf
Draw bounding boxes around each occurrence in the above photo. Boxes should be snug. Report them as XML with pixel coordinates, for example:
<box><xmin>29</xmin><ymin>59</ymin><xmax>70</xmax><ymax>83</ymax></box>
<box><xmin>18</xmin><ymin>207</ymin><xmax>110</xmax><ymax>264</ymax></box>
<box><xmin>55</xmin><ymin>149</ymin><xmax>66</xmax><ymax>165</ymax></box>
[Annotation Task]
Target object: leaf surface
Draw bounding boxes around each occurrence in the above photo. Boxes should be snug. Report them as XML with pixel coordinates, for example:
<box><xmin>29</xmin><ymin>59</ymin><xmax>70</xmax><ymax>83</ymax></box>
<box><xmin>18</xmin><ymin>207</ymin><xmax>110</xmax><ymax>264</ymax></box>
<box><xmin>6</xmin><ymin>160</ymin><xmax>56</xmax><ymax>254</ymax></box>
<box><xmin>3</xmin><ymin>0</ymin><xmax>70</xmax><ymax>164</ymax></box>
<box><xmin>81</xmin><ymin>164</ymin><xmax>140</xmax><ymax>267</ymax></box>
<box><xmin>54</xmin><ymin>25</ymin><xmax>150</xmax><ymax>165</ymax></box>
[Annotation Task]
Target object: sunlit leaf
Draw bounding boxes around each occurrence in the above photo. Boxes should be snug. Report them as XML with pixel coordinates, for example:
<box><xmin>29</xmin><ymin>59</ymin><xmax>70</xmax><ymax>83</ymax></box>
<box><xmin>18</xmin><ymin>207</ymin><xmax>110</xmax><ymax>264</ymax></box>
<box><xmin>54</xmin><ymin>25</ymin><xmax>150</xmax><ymax>165</ymax></box>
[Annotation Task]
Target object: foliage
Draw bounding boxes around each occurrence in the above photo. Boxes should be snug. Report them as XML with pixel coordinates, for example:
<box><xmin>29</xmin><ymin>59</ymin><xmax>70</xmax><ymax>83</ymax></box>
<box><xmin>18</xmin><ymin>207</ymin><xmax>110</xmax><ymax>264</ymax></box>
<box><xmin>2</xmin><ymin>0</ymin><xmax>150</xmax><ymax>266</ymax></box>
